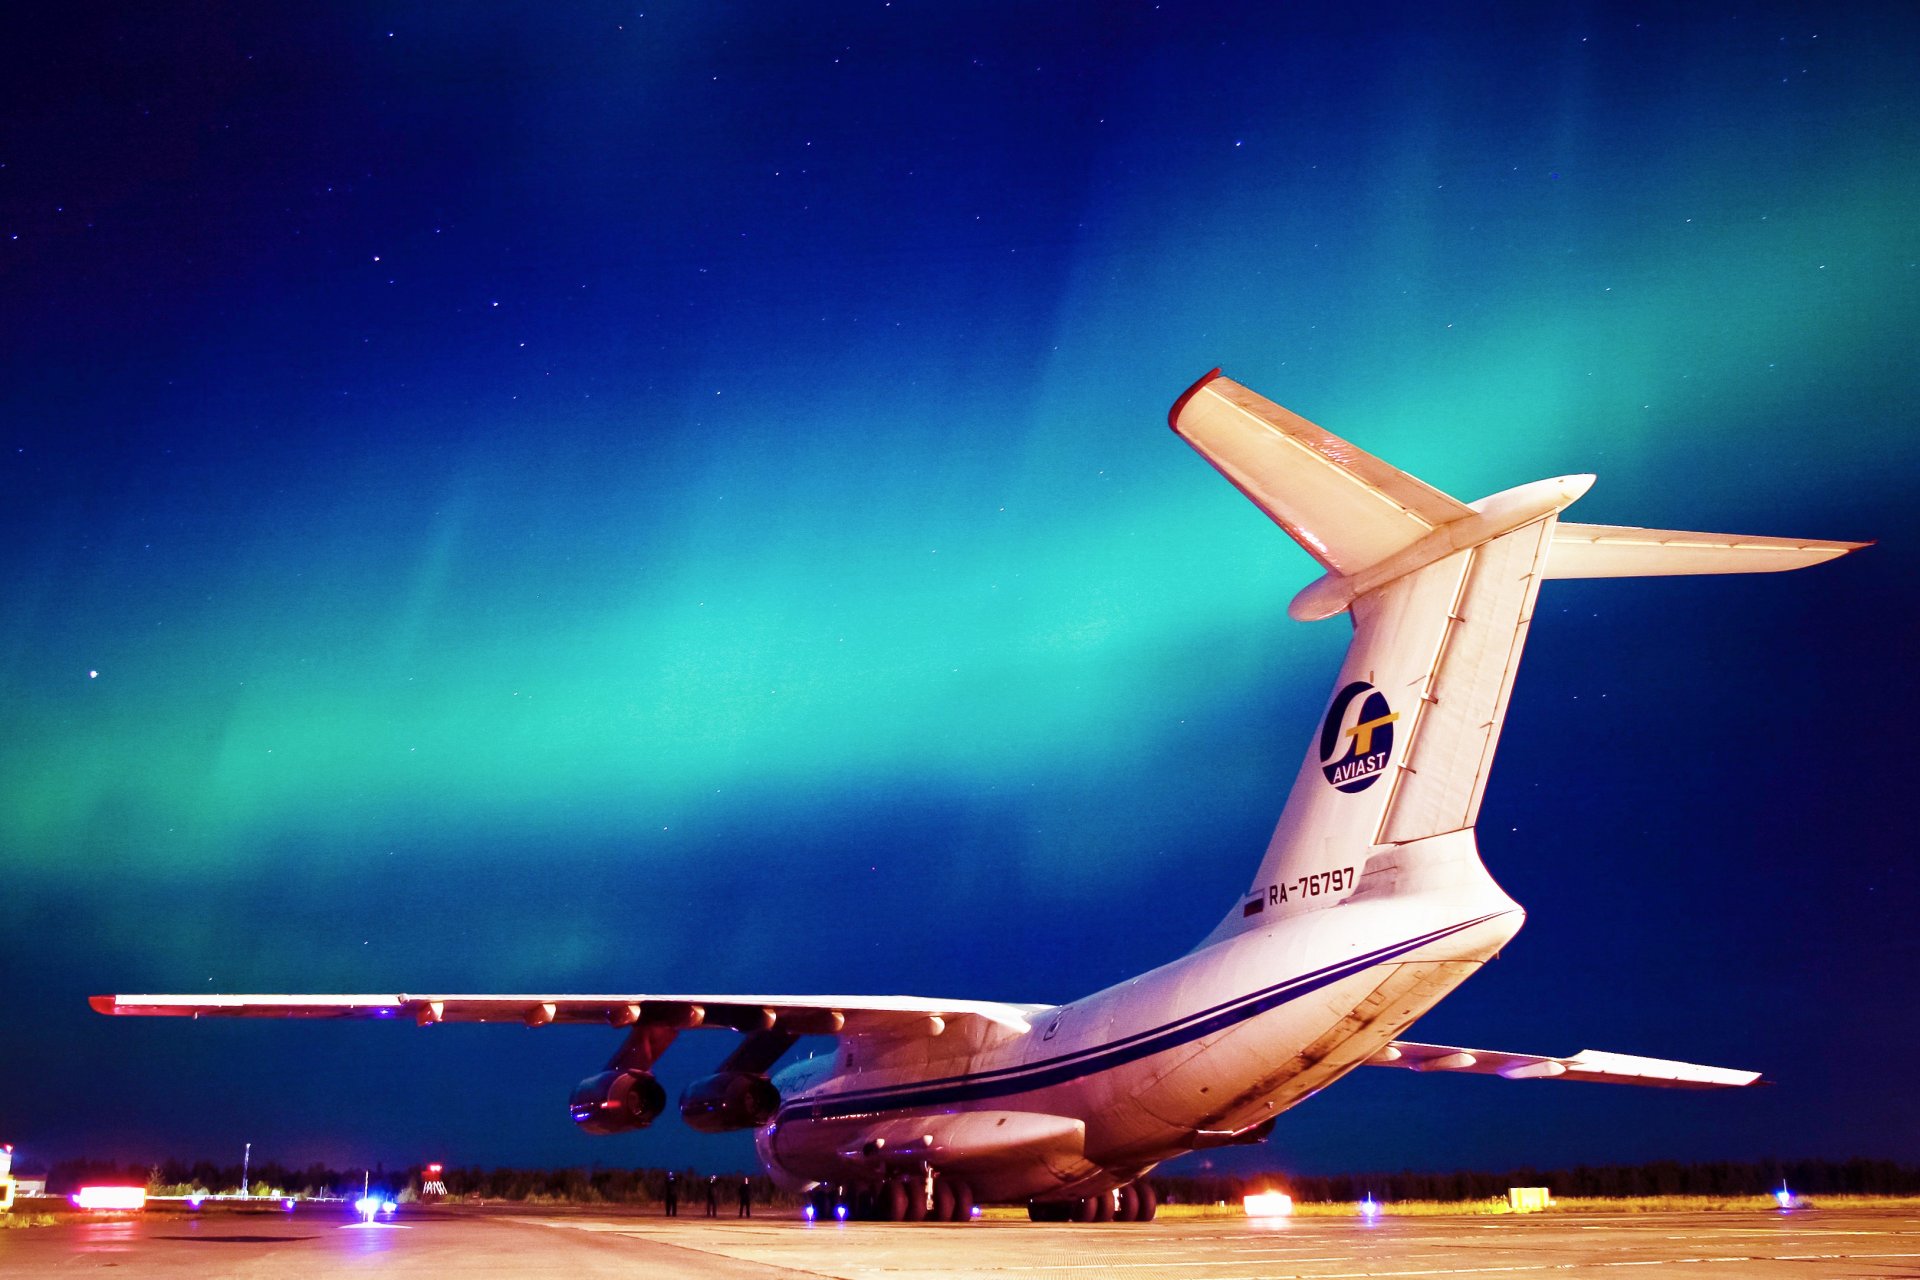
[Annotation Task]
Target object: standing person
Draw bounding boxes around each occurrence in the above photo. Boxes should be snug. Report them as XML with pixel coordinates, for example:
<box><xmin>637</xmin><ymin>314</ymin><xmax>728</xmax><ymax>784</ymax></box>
<box><xmin>662</xmin><ymin>1171</ymin><xmax>678</xmax><ymax>1217</ymax></box>
<box><xmin>705</xmin><ymin>1174</ymin><xmax>719</xmax><ymax>1217</ymax></box>
<box><xmin>737</xmin><ymin>1176</ymin><xmax>752</xmax><ymax>1218</ymax></box>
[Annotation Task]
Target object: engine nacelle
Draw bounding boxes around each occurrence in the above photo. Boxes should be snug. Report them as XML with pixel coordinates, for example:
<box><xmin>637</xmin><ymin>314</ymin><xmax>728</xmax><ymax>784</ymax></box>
<box><xmin>679</xmin><ymin>1070</ymin><xmax>780</xmax><ymax>1134</ymax></box>
<box><xmin>568</xmin><ymin>1069</ymin><xmax>667</xmax><ymax>1135</ymax></box>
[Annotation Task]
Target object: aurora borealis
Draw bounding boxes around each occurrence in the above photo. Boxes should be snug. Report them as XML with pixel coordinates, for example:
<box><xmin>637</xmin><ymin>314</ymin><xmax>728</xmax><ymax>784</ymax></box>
<box><xmin>2</xmin><ymin>3</ymin><xmax>1915</xmax><ymax>1177</ymax></box>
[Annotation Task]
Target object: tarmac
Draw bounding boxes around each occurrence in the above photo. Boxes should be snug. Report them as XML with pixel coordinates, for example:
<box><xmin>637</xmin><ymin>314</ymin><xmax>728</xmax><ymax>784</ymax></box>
<box><xmin>3</xmin><ymin>1203</ymin><xmax>1919</xmax><ymax>1278</ymax></box>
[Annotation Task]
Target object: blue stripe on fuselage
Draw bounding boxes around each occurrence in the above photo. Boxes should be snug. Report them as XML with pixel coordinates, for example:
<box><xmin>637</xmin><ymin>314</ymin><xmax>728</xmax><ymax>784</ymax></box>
<box><xmin>777</xmin><ymin>912</ymin><xmax>1505</xmax><ymax>1124</ymax></box>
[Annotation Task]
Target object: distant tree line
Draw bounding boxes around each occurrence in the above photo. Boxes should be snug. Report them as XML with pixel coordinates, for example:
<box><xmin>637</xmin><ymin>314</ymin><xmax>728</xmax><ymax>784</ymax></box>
<box><xmin>39</xmin><ymin>1159</ymin><xmax>780</xmax><ymax>1205</ymax></box>
<box><xmin>34</xmin><ymin>1156</ymin><xmax>1920</xmax><ymax>1203</ymax></box>
<box><xmin>1158</xmin><ymin>1158</ymin><xmax>1920</xmax><ymax>1204</ymax></box>
<box><xmin>430</xmin><ymin>1166</ymin><xmax>781</xmax><ymax>1206</ymax></box>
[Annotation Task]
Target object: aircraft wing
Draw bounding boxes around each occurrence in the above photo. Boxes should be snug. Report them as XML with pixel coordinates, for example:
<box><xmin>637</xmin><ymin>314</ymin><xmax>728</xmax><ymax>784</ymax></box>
<box><xmin>89</xmin><ymin>993</ymin><xmax>1042</xmax><ymax>1036</ymax></box>
<box><xmin>1367</xmin><ymin>1040</ymin><xmax>1761</xmax><ymax>1089</ymax></box>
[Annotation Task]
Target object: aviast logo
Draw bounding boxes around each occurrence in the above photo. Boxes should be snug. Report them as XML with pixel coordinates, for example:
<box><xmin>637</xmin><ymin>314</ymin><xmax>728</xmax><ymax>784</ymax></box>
<box><xmin>1319</xmin><ymin>680</ymin><xmax>1398</xmax><ymax>793</ymax></box>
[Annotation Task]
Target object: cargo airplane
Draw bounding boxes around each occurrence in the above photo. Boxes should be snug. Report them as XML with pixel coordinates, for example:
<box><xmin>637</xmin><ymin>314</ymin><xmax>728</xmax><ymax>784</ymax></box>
<box><xmin>95</xmin><ymin>371</ymin><xmax>1865</xmax><ymax>1222</ymax></box>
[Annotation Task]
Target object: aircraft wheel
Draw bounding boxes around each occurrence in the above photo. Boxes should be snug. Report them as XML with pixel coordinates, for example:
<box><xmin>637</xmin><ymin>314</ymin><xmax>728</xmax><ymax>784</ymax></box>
<box><xmin>932</xmin><ymin>1179</ymin><xmax>956</xmax><ymax>1222</ymax></box>
<box><xmin>1094</xmin><ymin>1191</ymin><xmax>1116</xmax><ymax>1223</ymax></box>
<box><xmin>1133</xmin><ymin>1181</ymin><xmax>1158</xmax><ymax>1222</ymax></box>
<box><xmin>901</xmin><ymin>1176</ymin><xmax>927</xmax><ymax>1221</ymax></box>
<box><xmin>880</xmin><ymin>1179</ymin><xmax>909</xmax><ymax>1222</ymax></box>
<box><xmin>1073</xmin><ymin>1195</ymin><xmax>1099</xmax><ymax>1223</ymax></box>
<box><xmin>1027</xmin><ymin>1200</ymin><xmax>1060</xmax><ymax>1222</ymax></box>
<box><xmin>949</xmin><ymin>1179</ymin><xmax>974</xmax><ymax>1222</ymax></box>
<box><xmin>1115</xmin><ymin>1184</ymin><xmax>1139</xmax><ymax>1221</ymax></box>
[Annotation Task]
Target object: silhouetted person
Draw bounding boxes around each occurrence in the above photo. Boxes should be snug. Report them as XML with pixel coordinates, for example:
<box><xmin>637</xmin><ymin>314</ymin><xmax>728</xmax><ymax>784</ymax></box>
<box><xmin>705</xmin><ymin>1175</ymin><xmax>719</xmax><ymax>1217</ymax></box>
<box><xmin>737</xmin><ymin>1177</ymin><xmax>752</xmax><ymax>1217</ymax></box>
<box><xmin>663</xmin><ymin>1171</ymin><xmax>678</xmax><ymax>1217</ymax></box>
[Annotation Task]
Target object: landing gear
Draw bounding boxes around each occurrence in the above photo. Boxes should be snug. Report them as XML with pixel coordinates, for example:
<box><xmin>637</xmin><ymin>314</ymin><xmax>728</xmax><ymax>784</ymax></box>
<box><xmin>830</xmin><ymin>1174</ymin><xmax>973</xmax><ymax>1222</ymax></box>
<box><xmin>1028</xmin><ymin>1182</ymin><xmax>1157</xmax><ymax>1223</ymax></box>
<box><xmin>1073</xmin><ymin>1195</ymin><xmax>1099</xmax><ymax>1223</ymax></box>
<box><xmin>930</xmin><ymin>1178</ymin><xmax>972</xmax><ymax>1221</ymax></box>
<box><xmin>808</xmin><ymin>1186</ymin><xmax>843</xmax><ymax>1220</ymax></box>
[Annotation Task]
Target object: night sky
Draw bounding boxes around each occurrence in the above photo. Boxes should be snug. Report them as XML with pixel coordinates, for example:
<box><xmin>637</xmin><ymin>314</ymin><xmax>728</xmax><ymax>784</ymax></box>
<box><xmin>3</xmin><ymin>3</ymin><xmax>1915</xmax><ymax>1182</ymax></box>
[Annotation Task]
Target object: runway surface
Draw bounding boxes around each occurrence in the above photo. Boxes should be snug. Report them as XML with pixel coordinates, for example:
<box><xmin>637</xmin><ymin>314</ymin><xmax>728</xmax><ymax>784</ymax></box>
<box><xmin>4</xmin><ymin>1205</ymin><xmax>1919</xmax><ymax>1278</ymax></box>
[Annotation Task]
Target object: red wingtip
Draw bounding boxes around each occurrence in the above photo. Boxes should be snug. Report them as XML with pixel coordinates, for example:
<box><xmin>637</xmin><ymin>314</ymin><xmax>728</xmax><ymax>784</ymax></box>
<box><xmin>89</xmin><ymin>995</ymin><xmax>117</xmax><ymax>1015</ymax></box>
<box><xmin>1168</xmin><ymin>367</ymin><xmax>1224</xmax><ymax>431</ymax></box>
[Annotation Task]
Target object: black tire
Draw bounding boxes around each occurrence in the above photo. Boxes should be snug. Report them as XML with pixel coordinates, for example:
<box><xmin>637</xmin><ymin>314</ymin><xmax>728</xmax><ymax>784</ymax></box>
<box><xmin>1094</xmin><ymin>1191</ymin><xmax>1116</xmax><ymax>1223</ymax></box>
<box><xmin>902</xmin><ymin>1176</ymin><xmax>927</xmax><ymax>1222</ymax></box>
<box><xmin>1134</xmin><ymin>1181</ymin><xmax>1158</xmax><ymax>1222</ymax></box>
<box><xmin>1116</xmin><ymin>1184</ymin><xmax>1139</xmax><ymax>1222</ymax></box>
<box><xmin>949</xmin><ymin>1179</ymin><xmax>974</xmax><ymax>1222</ymax></box>
<box><xmin>881</xmin><ymin>1180</ymin><xmax>909</xmax><ymax>1222</ymax></box>
<box><xmin>1073</xmin><ymin>1196</ymin><xmax>1099</xmax><ymax>1223</ymax></box>
<box><xmin>932</xmin><ymin>1180</ymin><xmax>956</xmax><ymax>1222</ymax></box>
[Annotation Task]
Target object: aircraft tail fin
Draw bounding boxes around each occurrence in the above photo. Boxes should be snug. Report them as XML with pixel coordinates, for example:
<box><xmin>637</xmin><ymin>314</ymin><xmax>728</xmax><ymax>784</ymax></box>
<box><xmin>1171</xmin><ymin>370</ymin><xmax>1865</xmax><ymax>949</ymax></box>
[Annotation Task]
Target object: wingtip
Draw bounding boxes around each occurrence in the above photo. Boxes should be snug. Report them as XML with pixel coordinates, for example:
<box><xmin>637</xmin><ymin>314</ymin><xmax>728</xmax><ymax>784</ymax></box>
<box><xmin>89</xmin><ymin>994</ymin><xmax>117</xmax><ymax>1015</ymax></box>
<box><xmin>1168</xmin><ymin>367</ymin><xmax>1224</xmax><ymax>431</ymax></box>
<box><xmin>1808</xmin><ymin>538</ymin><xmax>1873</xmax><ymax>567</ymax></box>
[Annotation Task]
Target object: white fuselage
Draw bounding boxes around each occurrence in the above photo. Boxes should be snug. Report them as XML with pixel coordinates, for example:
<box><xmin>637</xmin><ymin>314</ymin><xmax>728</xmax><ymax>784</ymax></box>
<box><xmin>757</xmin><ymin>830</ymin><xmax>1523</xmax><ymax>1203</ymax></box>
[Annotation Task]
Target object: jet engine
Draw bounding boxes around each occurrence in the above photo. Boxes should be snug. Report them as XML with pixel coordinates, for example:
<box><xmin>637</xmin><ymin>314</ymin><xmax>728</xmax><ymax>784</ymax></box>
<box><xmin>568</xmin><ymin>1069</ymin><xmax>667</xmax><ymax>1134</ymax></box>
<box><xmin>679</xmin><ymin>1070</ymin><xmax>780</xmax><ymax>1133</ymax></box>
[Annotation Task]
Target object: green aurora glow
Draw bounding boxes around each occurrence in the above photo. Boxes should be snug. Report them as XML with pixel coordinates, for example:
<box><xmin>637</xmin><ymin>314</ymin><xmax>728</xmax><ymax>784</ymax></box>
<box><xmin>1</xmin><ymin>2</ymin><xmax>1913</xmax><ymax>1170</ymax></box>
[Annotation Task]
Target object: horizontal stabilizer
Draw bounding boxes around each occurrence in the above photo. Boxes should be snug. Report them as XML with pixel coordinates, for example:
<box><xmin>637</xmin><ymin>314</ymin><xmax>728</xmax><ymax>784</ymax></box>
<box><xmin>1548</xmin><ymin>522</ymin><xmax>1868</xmax><ymax>579</ymax></box>
<box><xmin>90</xmin><ymin>992</ymin><xmax>1042</xmax><ymax>1035</ymax></box>
<box><xmin>1170</xmin><ymin>370</ymin><xmax>1474</xmax><ymax>575</ymax></box>
<box><xmin>1367</xmin><ymin>1039</ymin><xmax>1760</xmax><ymax>1089</ymax></box>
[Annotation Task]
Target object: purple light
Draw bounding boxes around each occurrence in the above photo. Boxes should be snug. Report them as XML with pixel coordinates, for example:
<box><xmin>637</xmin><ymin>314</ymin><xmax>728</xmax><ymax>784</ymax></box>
<box><xmin>282</xmin><ymin>1198</ymin><xmax>295</xmax><ymax>1211</ymax></box>
<box><xmin>1774</xmin><ymin>1187</ymin><xmax>1794</xmax><ymax>1209</ymax></box>
<box><xmin>1360</xmin><ymin>1195</ymin><xmax>1381</xmax><ymax>1219</ymax></box>
<box><xmin>803</xmin><ymin>1203</ymin><xmax>816</xmax><ymax>1221</ymax></box>
<box><xmin>834</xmin><ymin>1203</ymin><xmax>848</xmax><ymax>1221</ymax></box>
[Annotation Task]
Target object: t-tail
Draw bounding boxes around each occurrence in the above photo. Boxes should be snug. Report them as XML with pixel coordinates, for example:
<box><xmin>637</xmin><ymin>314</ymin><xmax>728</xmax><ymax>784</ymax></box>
<box><xmin>1170</xmin><ymin>370</ymin><xmax>1867</xmax><ymax>949</ymax></box>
